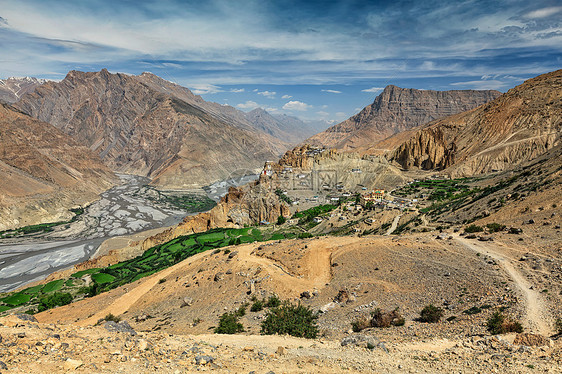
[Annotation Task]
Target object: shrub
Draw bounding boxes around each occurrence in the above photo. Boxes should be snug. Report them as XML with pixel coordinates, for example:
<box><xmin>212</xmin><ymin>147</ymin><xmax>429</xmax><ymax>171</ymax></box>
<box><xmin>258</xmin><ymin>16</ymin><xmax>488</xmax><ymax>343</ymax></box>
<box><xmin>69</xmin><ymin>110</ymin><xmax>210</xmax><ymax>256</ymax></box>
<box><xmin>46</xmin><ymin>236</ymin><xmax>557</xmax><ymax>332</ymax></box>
<box><xmin>214</xmin><ymin>312</ymin><xmax>244</xmax><ymax>334</ymax></box>
<box><xmin>371</xmin><ymin>308</ymin><xmax>405</xmax><ymax>327</ymax></box>
<box><xmin>261</xmin><ymin>302</ymin><xmax>319</xmax><ymax>339</ymax></box>
<box><xmin>37</xmin><ymin>292</ymin><xmax>73</xmax><ymax>312</ymax></box>
<box><xmin>486</xmin><ymin>223</ymin><xmax>506</xmax><ymax>233</ymax></box>
<box><xmin>277</xmin><ymin>215</ymin><xmax>286</xmax><ymax>225</ymax></box>
<box><xmin>419</xmin><ymin>304</ymin><xmax>444</xmax><ymax>323</ymax></box>
<box><xmin>465</xmin><ymin>224</ymin><xmax>483</xmax><ymax>233</ymax></box>
<box><xmin>463</xmin><ymin>306</ymin><xmax>482</xmax><ymax>315</ymax></box>
<box><xmin>486</xmin><ymin>311</ymin><xmax>523</xmax><ymax>334</ymax></box>
<box><xmin>103</xmin><ymin>313</ymin><xmax>121</xmax><ymax>323</ymax></box>
<box><xmin>265</xmin><ymin>295</ymin><xmax>281</xmax><ymax>308</ymax></box>
<box><xmin>251</xmin><ymin>299</ymin><xmax>264</xmax><ymax>312</ymax></box>
<box><xmin>234</xmin><ymin>305</ymin><xmax>247</xmax><ymax>317</ymax></box>
<box><xmin>351</xmin><ymin>315</ymin><xmax>371</xmax><ymax>332</ymax></box>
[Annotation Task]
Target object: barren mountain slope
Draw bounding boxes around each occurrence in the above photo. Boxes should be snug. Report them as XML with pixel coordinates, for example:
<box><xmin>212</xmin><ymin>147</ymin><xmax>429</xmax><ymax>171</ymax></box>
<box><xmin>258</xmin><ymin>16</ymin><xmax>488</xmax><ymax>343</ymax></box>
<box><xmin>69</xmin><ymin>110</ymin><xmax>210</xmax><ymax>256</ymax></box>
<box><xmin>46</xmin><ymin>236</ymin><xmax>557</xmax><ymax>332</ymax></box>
<box><xmin>0</xmin><ymin>77</ymin><xmax>44</xmax><ymax>104</ymax></box>
<box><xmin>0</xmin><ymin>103</ymin><xmax>116</xmax><ymax>230</ymax></box>
<box><xmin>389</xmin><ymin>69</ymin><xmax>562</xmax><ymax>176</ymax></box>
<box><xmin>306</xmin><ymin>85</ymin><xmax>500</xmax><ymax>151</ymax></box>
<box><xmin>14</xmin><ymin>69</ymin><xmax>282</xmax><ymax>188</ymax></box>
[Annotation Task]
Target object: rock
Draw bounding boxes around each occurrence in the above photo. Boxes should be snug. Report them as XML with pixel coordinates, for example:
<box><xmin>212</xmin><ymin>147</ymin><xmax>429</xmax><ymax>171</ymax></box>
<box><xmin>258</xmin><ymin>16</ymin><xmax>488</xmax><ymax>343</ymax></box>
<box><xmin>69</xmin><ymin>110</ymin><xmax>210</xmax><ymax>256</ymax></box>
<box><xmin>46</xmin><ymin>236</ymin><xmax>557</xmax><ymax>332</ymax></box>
<box><xmin>104</xmin><ymin>321</ymin><xmax>136</xmax><ymax>335</ymax></box>
<box><xmin>513</xmin><ymin>333</ymin><xmax>550</xmax><ymax>347</ymax></box>
<box><xmin>15</xmin><ymin>314</ymin><xmax>38</xmax><ymax>323</ymax></box>
<box><xmin>138</xmin><ymin>339</ymin><xmax>150</xmax><ymax>351</ymax></box>
<box><xmin>181</xmin><ymin>297</ymin><xmax>193</xmax><ymax>308</ymax></box>
<box><xmin>195</xmin><ymin>355</ymin><xmax>215</xmax><ymax>365</ymax></box>
<box><xmin>214</xmin><ymin>272</ymin><xmax>224</xmax><ymax>282</ymax></box>
<box><xmin>276</xmin><ymin>346</ymin><xmax>285</xmax><ymax>355</ymax></box>
<box><xmin>63</xmin><ymin>359</ymin><xmax>83</xmax><ymax>371</ymax></box>
<box><xmin>243</xmin><ymin>346</ymin><xmax>254</xmax><ymax>352</ymax></box>
<box><xmin>341</xmin><ymin>334</ymin><xmax>388</xmax><ymax>353</ymax></box>
<box><xmin>300</xmin><ymin>291</ymin><xmax>311</xmax><ymax>299</ymax></box>
<box><xmin>334</xmin><ymin>290</ymin><xmax>351</xmax><ymax>303</ymax></box>
<box><xmin>0</xmin><ymin>361</ymin><xmax>7</xmax><ymax>370</ymax></box>
<box><xmin>228</xmin><ymin>251</ymin><xmax>238</xmax><ymax>259</ymax></box>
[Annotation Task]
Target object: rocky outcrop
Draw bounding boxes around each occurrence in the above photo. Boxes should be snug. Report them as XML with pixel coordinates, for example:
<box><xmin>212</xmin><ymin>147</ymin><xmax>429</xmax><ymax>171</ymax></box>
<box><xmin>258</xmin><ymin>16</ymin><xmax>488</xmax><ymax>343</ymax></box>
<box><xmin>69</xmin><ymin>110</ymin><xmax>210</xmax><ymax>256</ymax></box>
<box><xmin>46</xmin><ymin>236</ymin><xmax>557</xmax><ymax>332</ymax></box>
<box><xmin>389</xmin><ymin>69</ymin><xmax>562</xmax><ymax>176</ymax></box>
<box><xmin>15</xmin><ymin>69</ymin><xmax>285</xmax><ymax>188</ymax></box>
<box><xmin>0</xmin><ymin>103</ymin><xmax>116</xmax><ymax>230</ymax></box>
<box><xmin>138</xmin><ymin>183</ymin><xmax>289</xmax><ymax>250</ymax></box>
<box><xmin>307</xmin><ymin>85</ymin><xmax>500</xmax><ymax>151</ymax></box>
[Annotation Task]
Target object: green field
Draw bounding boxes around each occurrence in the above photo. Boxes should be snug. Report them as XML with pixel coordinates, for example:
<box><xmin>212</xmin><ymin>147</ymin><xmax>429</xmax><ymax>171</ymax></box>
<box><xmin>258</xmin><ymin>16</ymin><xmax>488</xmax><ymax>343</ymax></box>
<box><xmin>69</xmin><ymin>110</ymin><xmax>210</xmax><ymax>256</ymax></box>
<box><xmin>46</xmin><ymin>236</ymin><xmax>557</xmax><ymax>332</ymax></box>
<box><xmin>41</xmin><ymin>280</ymin><xmax>65</xmax><ymax>293</ymax></box>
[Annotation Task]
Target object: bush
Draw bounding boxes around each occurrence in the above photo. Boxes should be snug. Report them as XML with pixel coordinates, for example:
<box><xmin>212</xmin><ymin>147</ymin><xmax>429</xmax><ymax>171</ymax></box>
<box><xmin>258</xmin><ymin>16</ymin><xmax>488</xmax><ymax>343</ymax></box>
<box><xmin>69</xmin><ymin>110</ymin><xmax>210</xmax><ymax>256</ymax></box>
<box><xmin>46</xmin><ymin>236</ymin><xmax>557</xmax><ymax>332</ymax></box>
<box><xmin>214</xmin><ymin>312</ymin><xmax>244</xmax><ymax>334</ymax></box>
<box><xmin>486</xmin><ymin>311</ymin><xmax>523</xmax><ymax>334</ymax></box>
<box><xmin>465</xmin><ymin>224</ymin><xmax>483</xmax><ymax>233</ymax></box>
<box><xmin>486</xmin><ymin>223</ymin><xmax>506</xmax><ymax>233</ymax></box>
<box><xmin>277</xmin><ymin>215</ymin><xmax>286</xmax><ymax>225</ymax></box>
<box><xmin>351</xmin><ymin>315</ymin><xmax>371</xmax><ymax>332</ymax></box>
<box><xmin>261</xmin><ymin>302</ymin><xmax>319</xmax><ymax>339</ymax></box>
<box><xmin>371</xmin><ymin>308</ymin><xmax>405</xmax><ymax>328</ymax></box>
<box><xmin>251</xmin><ymin>299</ymin><xmax>264</xmax><ymax>312</ymax></box>
<box><xmin>37</xmin><ymin>292</ymin><xmax>73</xmax><ymax>312</ymax></box>
<box><xmin>265</xmin><ymin>295</ymin><xmax>281</xmax><ymax>308</ymax></box>
<box><xmin>419</xmin><ymin>304</ymin><xmax>444</xmax><ymax>323</ymax></box>
<box><xmin>234</xmin><ymin>305</ymin><xmax>247</xmax><ymax>317</ymax></box>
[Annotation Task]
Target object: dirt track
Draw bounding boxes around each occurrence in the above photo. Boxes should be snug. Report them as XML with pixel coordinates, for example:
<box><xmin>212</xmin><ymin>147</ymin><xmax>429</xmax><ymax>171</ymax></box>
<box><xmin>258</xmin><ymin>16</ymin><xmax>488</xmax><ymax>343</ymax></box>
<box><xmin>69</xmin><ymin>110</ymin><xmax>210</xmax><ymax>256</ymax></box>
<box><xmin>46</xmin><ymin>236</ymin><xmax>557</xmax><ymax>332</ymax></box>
<box><xmin>454</xmin><ymin>235</ymin><xmax>552</xmax><ymax>335</ymax></box>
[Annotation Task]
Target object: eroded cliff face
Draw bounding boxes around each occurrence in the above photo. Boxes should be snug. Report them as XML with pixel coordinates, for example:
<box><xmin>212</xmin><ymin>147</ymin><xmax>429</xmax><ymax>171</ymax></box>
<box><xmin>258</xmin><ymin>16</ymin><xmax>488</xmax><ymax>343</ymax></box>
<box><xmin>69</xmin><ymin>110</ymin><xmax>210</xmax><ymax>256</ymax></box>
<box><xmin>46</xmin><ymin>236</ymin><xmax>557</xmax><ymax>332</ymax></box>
<box><xmin>306</xmin><ymin>85</ymin><xmax>500</xmax><ymax>151</ymax></box>
<box><xmin>0</xmin><ymin>103</ymin><xmax>116</xmax><ymax>230</ymax></box>
<box><xmin>138</xmin><ymin>183</ymin><xmax>289</xmax><ymax>251</ymax></box>
<box><xmin>14</xmin><ymin>70</ymin><xmax>283</xmax><ymax>188</ymax></box>
<box><xmin>389</xmin><ymin>70</ymin><xmax>562</xmax><ymax>176</ymax></box>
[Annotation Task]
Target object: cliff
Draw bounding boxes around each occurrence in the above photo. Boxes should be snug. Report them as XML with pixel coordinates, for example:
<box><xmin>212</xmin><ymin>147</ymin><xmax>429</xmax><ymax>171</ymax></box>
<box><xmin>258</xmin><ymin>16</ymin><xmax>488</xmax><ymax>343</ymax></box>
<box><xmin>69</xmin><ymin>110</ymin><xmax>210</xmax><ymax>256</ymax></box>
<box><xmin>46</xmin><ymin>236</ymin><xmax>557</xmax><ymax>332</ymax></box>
<box><xmin>389</xmin><ymin>69</ymin><xmax>562</xmax><ymax>176</ymax></box>
<box><xmin>306</xmin><ymin>85</ymin><xmax>500</xmax><ymax>151</ymax></box>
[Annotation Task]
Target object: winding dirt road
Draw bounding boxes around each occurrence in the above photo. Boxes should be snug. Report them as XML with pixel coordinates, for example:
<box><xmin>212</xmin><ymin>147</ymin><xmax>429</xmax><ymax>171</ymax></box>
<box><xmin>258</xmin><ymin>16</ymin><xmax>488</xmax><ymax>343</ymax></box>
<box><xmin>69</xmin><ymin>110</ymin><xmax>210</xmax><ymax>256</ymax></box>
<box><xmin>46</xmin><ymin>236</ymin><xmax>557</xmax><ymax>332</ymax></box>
<box><xmin>454</xmin><ymin>235</ymin><xmax>552</xmax><ymax>335</ymax></box>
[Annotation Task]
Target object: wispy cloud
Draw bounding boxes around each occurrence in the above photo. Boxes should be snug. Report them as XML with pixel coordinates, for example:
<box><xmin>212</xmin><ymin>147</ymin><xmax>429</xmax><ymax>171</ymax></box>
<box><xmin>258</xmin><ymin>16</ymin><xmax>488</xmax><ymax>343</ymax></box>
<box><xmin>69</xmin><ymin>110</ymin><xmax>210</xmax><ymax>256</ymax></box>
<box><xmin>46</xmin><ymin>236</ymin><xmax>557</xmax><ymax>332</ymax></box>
<box><xmin>283</xmin><ymin>100</ymin><xmax>312</xmax><ymax>111</ymax></box>
<box><xmin>362</xmin><ymin>87</ymin><xmax>384</xmax><ymax>93</ymax></box>
<box><xmin>190</xmin><ymin>84</ymin><xmax>222</xmax><ymax>95</ymax></box>
<box><xmin>281</xmin><ymin>94</ymin><xmax>292</xmax><ymax>99</ymax></box>
<box><xmin>230</xmin><ymin>88</ymin><xmax>244</xmax><ymax>93</ymax></box>
<box><xmin>321</xmin><ymin>89</ymin><xmax>342</xmax><ymax>94</ymax></box>
<box><xmin>524</xmin><ymin>6</ymin><xmax>562</xmax><ymax>19</ymax></box>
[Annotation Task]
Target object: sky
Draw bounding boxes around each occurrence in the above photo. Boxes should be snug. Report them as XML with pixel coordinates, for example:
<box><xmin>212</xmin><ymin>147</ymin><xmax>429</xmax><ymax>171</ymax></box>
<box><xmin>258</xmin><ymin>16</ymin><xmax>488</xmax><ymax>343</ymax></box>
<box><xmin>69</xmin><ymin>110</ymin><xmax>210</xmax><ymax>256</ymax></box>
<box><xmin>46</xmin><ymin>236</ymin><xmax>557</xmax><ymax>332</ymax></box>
<box><xmin>0</xmin><ymin>0</ymin><xmax>560</xmax><ymax>122</ymax></box>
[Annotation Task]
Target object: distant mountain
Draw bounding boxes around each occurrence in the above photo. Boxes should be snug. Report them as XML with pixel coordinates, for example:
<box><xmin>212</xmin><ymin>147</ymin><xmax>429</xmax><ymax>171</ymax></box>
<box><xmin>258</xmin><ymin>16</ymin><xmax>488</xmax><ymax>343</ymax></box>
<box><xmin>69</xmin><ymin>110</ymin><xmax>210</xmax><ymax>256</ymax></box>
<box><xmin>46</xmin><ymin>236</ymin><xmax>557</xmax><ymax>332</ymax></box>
<box><xmin>15</xmin><ymin>69</ymin><xmax>286</xmax><ymax>188</ymax></box>
<box><xmin>0</xmin><ymin>103</ymin><xmax>116</xmax><ymax>230</ymax></box>
<box><xmin>388</xmin><ymin>69</ymin><xmax>562</xmax><ymax>176</ymax></box>
<box><xmin>306</xmin><ymin>85</ymin><xmax>500</xmax><ymax>151</ymax></box>
<box><xmin>244</xmin><ymin>108</ymin><xmax>330</xmax><ymax>145</ymax></box>
<box><xmin>0</xmin><ymin>77</ymin><xmax>45</xmax><ymax>104</ymax></box>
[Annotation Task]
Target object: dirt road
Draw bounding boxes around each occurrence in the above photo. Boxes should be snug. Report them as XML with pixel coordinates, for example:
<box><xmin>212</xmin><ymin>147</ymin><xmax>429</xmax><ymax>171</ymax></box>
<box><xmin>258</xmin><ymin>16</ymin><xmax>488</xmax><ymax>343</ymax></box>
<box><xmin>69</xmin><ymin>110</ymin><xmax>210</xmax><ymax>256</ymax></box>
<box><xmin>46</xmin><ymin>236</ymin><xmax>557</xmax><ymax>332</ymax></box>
<box><xmin>454</xmin><ymin>235</ymin><xmax>552</xmax><ymax>335</ymax></box>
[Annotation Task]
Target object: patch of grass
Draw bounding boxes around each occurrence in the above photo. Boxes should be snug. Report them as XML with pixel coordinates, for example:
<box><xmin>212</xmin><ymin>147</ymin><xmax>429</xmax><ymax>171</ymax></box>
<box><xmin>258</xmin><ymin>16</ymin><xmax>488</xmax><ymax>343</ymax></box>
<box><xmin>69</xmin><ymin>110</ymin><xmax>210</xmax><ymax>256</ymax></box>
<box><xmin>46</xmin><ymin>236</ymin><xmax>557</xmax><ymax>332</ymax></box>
<box><xmin>2</xmin><ymin>293</ymin><xmax>32</xmax><ymax>306</ymax></box>
<box><xmin>22</xmin><ymin>285</ymin><xmax>43</xmax><ymax>295</ymax></box>
<box><xmin>265</xmin><ymin>295</ymin><xmax>281</xmax><ymax>308</ymax></box>
<box><xmin>41</xmin><ymin>280</ymin><xmax>65</xmax><ymax>293</ymax></box>
<box><xmin>71</xmin><ymin>268</ymin><xmax>101</xmax><ymax>278</ymax></box>
<box><xmin>465</xmin><ymin>224</ymin><xmax>483</xmax><ymax>233</ymax></box>
<box><xmin>91</xmin><ymin>273</ymin><xmax>116</xmax><ymax>285</ymax></box>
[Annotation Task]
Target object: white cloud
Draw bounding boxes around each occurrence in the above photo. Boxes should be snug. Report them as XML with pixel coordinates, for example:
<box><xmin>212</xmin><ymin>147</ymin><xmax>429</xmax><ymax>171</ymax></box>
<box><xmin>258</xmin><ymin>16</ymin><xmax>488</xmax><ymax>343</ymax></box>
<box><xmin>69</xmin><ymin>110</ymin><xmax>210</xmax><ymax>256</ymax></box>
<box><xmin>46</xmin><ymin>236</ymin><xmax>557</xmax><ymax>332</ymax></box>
<box><xmin>450</xmin><ymin>80</ymin><xmax>507</xmax><ymax>90</ymax></box>
<box><xmin>230</xmin><ymin>88</ymin><xmax>245</xmax><ymax>93</ymax></box>
<box><xmin>283</xmin><ymin>100</ymin><xmax>312</xmax><ymax>112</ymax></box>
<box><xmin>190</xmin><ymin>84</ymin><xmax>222</xmax><ymax>95</ymax></box>
<box><xmin>257</xmin><ymin>90</ymin><xmax>276</xmax><ymax>98</ymax></box>
<box><xmin>335</xmin><ymin>112</ymin><xmax>347</xmax><ymax>119</ymax></box>
<box><xmin>236</xmin><ymin>100</ymin><xmax>260</xmax><ymax>110</ymax></box>
<box><xmin>316</xmin><ymin>111</ymin><xmax>330</xmax><ymax>117</ymax></box>
<box><xmin>281</xmin><ymin>94</ymin><xmax>292</xmax><ymax>99</ymax></box>
<box><xmin>525</xmin><ymin>6</ymin><xmax>562</xmax><ymax>19</ymax></box>
<box><xmin>362</xmin><ymin>87</ymin><xmax>384</xmax><ymax>93</ymax></box>
<box><xmin>321</xmin><ymin>89</ymin><xmax>342</xmax><ymax>94</ymax></box>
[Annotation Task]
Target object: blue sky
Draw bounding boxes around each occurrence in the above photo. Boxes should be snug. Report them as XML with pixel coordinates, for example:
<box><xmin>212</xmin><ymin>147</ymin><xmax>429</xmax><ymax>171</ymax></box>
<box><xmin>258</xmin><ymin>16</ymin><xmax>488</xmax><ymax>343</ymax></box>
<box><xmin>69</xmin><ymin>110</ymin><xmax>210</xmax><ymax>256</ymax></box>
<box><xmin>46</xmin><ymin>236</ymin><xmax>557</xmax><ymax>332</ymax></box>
<box><xmin>0</xmin><ymin>0</ymin><xmax>560</xmax><ymax>122</ymax></box>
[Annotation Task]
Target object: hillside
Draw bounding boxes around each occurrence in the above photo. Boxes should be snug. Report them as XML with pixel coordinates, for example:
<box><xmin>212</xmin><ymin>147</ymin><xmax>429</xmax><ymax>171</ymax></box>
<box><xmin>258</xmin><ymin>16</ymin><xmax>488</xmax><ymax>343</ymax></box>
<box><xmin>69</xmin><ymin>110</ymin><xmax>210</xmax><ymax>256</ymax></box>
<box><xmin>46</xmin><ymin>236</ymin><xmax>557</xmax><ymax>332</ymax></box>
<box><xmin>0</xmin><ymin>103</ymin><xmax>116</xmax><ymax>230</ymax></box>
<box><xmin>306</xmin><ymin>85</ymin><xmax>500</xmax><ymax>151</ymax></box>
<box><xmin>14</xmin><ymin>70</ymin><xmax>285</xmax><ymax>188</ymax></box>
<box><xmin>389</xmin><ymin>69</ymin><xmax>562</xmax><ymax>176</ymax></box>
